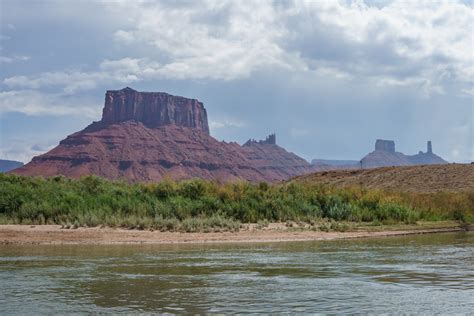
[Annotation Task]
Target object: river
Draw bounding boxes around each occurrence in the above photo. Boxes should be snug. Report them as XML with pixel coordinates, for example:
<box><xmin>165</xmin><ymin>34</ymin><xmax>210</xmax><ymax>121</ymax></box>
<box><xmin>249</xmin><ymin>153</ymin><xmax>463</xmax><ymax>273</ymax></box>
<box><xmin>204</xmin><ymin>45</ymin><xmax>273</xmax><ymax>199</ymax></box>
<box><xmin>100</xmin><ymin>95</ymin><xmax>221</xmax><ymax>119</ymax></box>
<box><xmin>1</xmin><ymin>232</ymin><xmax>473</xmax><ymax>314</ymax></box>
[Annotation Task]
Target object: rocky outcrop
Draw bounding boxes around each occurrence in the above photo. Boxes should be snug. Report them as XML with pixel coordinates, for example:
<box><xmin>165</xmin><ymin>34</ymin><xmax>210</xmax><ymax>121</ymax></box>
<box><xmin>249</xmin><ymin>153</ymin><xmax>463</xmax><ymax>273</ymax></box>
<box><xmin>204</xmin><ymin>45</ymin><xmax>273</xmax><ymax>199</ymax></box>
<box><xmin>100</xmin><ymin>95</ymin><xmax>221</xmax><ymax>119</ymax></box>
<box><xmin>102</xmin><ymin>87</ymin><xmax>209</xmax><ymax>134</ymax></box>
<box><xmin>244</xmin><ymin>133</ymin><xmax>276</xmax><ymax>146</ymax></box>
<box><xmin>361</xmin><ymin>140</ymin><xmax>447</xmax><ymax>168</ymax></box>
<box><xmin>0</xmin><ymin>159</ymin><xmax>23</xmax><ymax>172</ymax></box>
<box><xmin>13</xmin><ymin>88</ymin><xmax>313</xmax><ymax>182</ymax></box>
<box><xmin>312</xmin><ymin>140</ymin><xmax>448</xmax><ymax>171</ymax></box>
<box><xmin>242</xmin><ymin>134</ymin><xmax>312</xmax><ymax>181</ymax></box>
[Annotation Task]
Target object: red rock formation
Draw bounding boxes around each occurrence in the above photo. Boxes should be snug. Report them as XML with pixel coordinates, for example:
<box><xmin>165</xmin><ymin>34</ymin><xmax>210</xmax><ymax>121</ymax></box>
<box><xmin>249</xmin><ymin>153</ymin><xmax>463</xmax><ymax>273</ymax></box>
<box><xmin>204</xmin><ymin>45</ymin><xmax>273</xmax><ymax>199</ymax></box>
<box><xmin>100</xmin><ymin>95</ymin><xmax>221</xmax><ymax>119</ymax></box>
<box><xmin>102</xmin><ymin>87</ymin><xmax>209</xmax><ymax>134</ymax></box>
<box><xmin>13</xmin><ymin>88</ymin><xmax>313</xmax><ymax>182</ymax></box>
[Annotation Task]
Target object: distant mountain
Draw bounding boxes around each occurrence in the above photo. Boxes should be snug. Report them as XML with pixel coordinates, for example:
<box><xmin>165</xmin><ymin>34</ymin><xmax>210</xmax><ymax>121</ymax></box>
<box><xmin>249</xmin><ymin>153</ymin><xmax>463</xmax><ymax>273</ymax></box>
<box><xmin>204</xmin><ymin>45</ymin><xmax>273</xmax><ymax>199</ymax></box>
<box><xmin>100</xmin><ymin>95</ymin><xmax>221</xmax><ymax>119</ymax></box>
<box><xmin>311</xmin><ymin>159</ymin><xmax>359</xmax><ymax>171</ymax></box>
<box><xmin>361</xmin><ymin>139</ymin><xmax>447</xmax><ymax>168</ymax></box>
<box><xmin>311</xmin><ymin>139</ymin><xmax>447</xmax><ymax>170</ymax></box>
<box><xmin>242</xmin><ymin>134</ymin><xmax>312</xmax><ymax>181</ymax></box>
<box><xmin>0</xmin><ymin>159</ymin><xmax>24</xmax><ymax>172</ymax></box>
<box><xmin>13</xmin><ymin>87</ymin><xmax>313</xmax><ymax>182</ymax></box>
<box><xmin>311</xmin><ymin>159</ymin><xmax>359</xmax><ymax>166</ymax></box>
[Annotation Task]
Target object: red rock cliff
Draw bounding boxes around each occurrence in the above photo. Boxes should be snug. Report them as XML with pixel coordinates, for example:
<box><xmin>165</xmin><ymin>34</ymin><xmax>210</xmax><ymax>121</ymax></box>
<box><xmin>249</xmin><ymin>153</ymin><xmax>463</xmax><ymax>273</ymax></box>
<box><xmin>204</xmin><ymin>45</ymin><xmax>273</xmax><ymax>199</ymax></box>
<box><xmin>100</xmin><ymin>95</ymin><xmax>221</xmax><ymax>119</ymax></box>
<box><xmin>101</xmin><ymin>87</ymin><xmax>210</xmax><ymax>134</ymax></box>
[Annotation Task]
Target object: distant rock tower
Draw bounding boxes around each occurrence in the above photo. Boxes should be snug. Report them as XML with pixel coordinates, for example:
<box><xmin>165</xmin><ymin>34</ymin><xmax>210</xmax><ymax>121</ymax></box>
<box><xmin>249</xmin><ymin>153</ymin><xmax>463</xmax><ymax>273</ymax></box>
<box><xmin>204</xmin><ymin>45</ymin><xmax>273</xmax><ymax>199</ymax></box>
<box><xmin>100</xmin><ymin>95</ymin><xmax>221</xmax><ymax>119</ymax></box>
<box><xmin>265</xmin><ymin>133</ymin><xmax>276</xmax><ymax>145</ymax></box>
<box><xmin>243</xmin><ymin>133</ymin><xmax>277</xmax><ymax>146</ymax></box>
<box><xmin>427</xmin><ymin>141</ymin><xmax>432</xmax><ymax>154</ymax></box>
<box><xmin>375</xmin><ymin>139</ymin><xmax>395</xmax><ymax>153</ymax></box>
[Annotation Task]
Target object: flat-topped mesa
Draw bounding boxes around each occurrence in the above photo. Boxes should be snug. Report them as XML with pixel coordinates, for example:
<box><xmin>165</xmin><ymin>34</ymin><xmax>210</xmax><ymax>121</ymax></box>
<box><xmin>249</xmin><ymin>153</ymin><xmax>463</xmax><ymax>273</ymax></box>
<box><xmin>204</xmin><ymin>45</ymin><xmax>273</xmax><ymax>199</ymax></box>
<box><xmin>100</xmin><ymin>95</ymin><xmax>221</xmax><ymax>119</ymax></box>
<box><xmin>244</xmin><ymin>133</ymin><xmax>276</xmax><ymax>146</ymax></box>
<box><xmin>101</xmin><ymin>87</ymin><xmax>210</xmax><ymax>134</ymax></box>
<box><xmin>375</xmin><ymin>139</ymin><xmax>395</xmax><ymax>153</ymax></box>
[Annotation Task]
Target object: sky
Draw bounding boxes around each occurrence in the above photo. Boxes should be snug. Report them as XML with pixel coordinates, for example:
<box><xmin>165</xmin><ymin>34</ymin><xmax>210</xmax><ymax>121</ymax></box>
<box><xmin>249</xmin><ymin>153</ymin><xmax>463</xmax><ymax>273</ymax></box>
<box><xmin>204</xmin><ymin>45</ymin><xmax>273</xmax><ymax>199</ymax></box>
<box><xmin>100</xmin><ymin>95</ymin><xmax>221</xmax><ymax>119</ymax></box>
<box><xmin>0</xmin><ymin>0</ymin><xmax>473</xmax><ymax>163</ymax></box>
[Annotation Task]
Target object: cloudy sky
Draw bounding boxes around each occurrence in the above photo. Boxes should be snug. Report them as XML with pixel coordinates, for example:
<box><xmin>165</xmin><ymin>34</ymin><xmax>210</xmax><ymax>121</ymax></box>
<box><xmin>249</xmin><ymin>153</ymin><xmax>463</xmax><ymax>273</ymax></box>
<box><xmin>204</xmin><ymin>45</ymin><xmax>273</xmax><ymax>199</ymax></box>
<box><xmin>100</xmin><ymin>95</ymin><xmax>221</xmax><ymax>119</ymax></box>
<box><xmin>0</xmin><ymin>0</ymin><xmax>473</xmax><ymax>163</ymax></box>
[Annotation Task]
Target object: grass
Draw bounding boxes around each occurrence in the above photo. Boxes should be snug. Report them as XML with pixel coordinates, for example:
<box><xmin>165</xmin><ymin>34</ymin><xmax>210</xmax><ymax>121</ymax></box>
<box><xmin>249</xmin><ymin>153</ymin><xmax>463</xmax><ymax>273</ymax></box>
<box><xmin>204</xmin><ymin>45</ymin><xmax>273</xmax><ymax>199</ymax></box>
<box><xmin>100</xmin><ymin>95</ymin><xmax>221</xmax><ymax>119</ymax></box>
<box><xmin>0</xmin><ymin>173</ymin><xmax>472</xmax><ymax>231</ymax></box>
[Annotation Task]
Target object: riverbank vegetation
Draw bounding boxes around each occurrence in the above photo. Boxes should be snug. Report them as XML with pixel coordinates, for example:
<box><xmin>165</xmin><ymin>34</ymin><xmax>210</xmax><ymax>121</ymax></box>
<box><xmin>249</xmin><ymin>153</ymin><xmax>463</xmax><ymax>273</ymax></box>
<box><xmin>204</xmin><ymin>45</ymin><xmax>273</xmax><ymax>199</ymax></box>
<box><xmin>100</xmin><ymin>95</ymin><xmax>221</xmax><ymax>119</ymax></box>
<box><xmin>0</xmin><ymin>174</ymin><xmax>472</xmax><ymax>232</ymax></box>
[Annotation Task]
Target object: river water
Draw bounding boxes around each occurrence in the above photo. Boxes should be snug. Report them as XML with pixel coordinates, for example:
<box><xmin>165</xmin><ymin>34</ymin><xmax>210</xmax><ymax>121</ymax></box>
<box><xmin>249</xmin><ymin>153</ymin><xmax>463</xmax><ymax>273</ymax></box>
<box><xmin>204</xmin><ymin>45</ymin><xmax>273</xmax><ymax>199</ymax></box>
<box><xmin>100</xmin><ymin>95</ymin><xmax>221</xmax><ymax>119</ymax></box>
<box><xmin>1</xmin><ymin>232</ymin><xmax>473</xmax><ymax>314</ymax></box>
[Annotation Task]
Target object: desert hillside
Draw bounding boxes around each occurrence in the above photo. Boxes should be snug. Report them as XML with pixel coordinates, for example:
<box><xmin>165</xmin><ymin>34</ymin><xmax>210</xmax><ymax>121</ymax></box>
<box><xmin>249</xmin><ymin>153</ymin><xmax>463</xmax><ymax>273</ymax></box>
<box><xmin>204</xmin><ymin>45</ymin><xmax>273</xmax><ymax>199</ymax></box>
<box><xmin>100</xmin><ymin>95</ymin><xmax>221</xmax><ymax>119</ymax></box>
<box><xmin>292</xmin><ymin>164</ymin><xmax>474</xmax><ymax>193</ymax></box>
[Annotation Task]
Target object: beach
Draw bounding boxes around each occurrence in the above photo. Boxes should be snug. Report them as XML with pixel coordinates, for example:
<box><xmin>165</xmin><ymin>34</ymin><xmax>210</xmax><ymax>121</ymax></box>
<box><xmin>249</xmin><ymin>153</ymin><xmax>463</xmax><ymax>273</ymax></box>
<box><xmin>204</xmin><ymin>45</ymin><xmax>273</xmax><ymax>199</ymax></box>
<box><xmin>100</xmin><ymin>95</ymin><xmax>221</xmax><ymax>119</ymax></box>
<box><xmin>0</xmin><ymin>222</ymin><xmax>465</xmax><ymax>245</ymax></box>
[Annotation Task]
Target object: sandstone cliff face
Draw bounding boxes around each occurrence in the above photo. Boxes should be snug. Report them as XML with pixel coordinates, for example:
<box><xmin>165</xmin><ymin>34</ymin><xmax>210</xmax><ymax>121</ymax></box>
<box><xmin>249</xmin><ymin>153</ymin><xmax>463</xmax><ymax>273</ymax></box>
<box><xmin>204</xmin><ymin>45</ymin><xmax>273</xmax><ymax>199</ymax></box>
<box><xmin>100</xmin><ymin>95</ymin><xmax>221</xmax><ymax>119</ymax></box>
<box><xmin>13</xmin><ymin>88</ymin><xmax>312</xmax><ymax>182</ymax></box>
<box><xmin>102</xmin><ymin>87</ymin><xmax>209</xmax><ymax>134</ymax></box>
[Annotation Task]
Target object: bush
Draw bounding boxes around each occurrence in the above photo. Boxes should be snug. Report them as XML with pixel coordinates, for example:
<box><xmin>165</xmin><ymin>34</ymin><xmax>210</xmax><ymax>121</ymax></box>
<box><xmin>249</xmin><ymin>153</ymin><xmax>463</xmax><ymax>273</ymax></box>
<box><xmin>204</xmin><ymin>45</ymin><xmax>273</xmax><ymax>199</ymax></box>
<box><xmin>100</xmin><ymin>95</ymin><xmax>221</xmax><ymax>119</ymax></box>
<box><xmin>0</xmin><ymin>174</ymin><xmax>471</xmax><ymax>229</ymax></box>
<box><xmin>452</xmin><ymin>209</ymin><xmax>466</xmax><ymax>223</ymax></box>
<box><xmin>179</xmin><ymin>179</ymin><xmax>206</xmax><ymax>199</ymax></box>
<box><xmin>323</xmin><ymin>196</ymin><xmax>351</xmax><ymax>220</ymax></box>
<box><xmin>154</xmin><ymin>178</ymin><xmax>177</xmax><ymax>199</ymax></box>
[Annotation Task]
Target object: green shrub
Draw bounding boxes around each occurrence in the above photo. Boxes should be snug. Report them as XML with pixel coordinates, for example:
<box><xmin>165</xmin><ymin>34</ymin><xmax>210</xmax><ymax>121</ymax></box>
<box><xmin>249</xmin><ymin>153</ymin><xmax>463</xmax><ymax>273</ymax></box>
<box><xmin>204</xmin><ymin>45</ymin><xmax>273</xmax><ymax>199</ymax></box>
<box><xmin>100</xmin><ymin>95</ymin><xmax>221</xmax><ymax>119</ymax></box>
<box><xmin>452</xmin><ymin>209</ymin><xmax>466</xmax><ymax>223</ymax></box>
<box><xmin>0</xmin><ymin>174</ymin><xmax>471</xmax><ymax>229</ymax></box>
<box><xmin>154</xmin><ymin>178</ymin><xmax>177</xmax><ymax>199</ymax></box>
<box><xmin>179</xmin><ymin>179</ymin><xmax>206</xmax><ymax>199</ymax></box>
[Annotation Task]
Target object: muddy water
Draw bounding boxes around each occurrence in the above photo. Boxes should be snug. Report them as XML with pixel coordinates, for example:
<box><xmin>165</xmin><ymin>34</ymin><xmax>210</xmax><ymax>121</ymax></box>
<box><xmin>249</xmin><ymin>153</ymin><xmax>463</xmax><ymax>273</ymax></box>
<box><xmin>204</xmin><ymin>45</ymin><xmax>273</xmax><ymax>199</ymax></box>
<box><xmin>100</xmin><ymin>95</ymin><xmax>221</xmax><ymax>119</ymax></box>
<box><xmin>1</xmin><ymin>232</ymin><xmax>473</xmax><ymax>314</ymax></box>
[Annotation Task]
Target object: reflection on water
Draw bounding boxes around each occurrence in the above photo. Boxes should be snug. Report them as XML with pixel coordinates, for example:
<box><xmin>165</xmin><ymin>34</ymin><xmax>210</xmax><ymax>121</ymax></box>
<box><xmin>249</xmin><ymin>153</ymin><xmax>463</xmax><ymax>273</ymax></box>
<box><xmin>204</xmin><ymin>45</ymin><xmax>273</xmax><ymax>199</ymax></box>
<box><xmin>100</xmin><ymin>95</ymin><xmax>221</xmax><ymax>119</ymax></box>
<box><xmin>1</xmin><ymin>232</ymin><xmax>473</xmax><ymax>314</ymax></box>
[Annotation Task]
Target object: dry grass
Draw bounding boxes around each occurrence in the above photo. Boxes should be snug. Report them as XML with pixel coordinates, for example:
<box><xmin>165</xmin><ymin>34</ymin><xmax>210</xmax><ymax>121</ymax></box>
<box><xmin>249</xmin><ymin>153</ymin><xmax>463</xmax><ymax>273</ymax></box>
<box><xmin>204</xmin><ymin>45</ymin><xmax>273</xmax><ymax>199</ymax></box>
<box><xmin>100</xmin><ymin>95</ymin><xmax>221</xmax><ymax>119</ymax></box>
<box><xmin>292</xmin><ymin>164</ymin><xmax>474</xmax><ymax>193</ymax></box>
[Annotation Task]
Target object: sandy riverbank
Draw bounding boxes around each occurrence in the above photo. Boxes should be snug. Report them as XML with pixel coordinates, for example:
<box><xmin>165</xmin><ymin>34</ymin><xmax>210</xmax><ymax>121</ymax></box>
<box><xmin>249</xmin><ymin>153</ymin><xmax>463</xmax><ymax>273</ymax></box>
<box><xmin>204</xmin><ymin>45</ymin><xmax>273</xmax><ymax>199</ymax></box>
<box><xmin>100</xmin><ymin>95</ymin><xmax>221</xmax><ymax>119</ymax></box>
<box><xmin>0</xmin><ymin>222</ymin><xmax>466</xmax><ymax>245</ymax></box>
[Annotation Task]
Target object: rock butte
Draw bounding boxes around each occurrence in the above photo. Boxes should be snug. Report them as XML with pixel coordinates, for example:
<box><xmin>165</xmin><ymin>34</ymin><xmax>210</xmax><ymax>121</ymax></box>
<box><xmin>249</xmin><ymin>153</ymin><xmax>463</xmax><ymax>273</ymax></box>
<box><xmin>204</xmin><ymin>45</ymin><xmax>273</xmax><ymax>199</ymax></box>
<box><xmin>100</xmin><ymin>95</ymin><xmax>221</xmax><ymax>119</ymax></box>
<box><xmin>312</xmin><ymin>139</ymin><xmax>447</xmax><ymax>170</ymax></box>
<box><xmin>13</xmin><ymin>88</ymin><xmax>313</xmax><ymax>182</ymax></box>
<box><xmin>360</xmin><ymin>139</ymin><xmax>447</xmax><ymax>168</ymax></box>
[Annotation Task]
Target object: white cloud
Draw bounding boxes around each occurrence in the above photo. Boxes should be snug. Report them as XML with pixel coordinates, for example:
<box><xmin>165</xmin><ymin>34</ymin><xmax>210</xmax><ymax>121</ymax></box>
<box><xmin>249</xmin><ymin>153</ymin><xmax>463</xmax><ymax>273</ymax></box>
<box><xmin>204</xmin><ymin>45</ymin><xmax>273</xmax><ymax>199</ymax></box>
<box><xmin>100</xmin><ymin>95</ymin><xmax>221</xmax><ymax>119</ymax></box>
<box><xmin>288</xmin><ymin>0</ymin><xmax>473</xmax><ymax>94</ymax></box>
<box><xmin>109</xmin><ymin>0</ymin><xmax>473</xmax><ymax>90</ymax></box>
<box><xmin>461</xmin><ymin>87</ymin><xmax>474</xmax><ymax>96</ymax></box>
<box><xmin>2</xmin><ymin>0</ymin><xmax>472</xmax><ymax>96</ymax></box>
<box><xmin>4</xmin><ymin>60</ymin><xmax>143</xmax><ymax>94</ymax></box>
<box><xmin>0</xmin><ymin>142</ymin><xmax>54</xmax><ymax>164</ymax></box>
<box><xmin>114</xmin><ymin>30</ymin><xmax>135</xmax><ymax>44</ymax></box>
<box><xmin>0</xmin><ymin>90</ymin><xmax>100</xmax><ymax>118</ymax></box>
<box><xmin>0</xmin><ymin>55</ymin><xmax>30</xmax><ymax>63</ymax></box>
<box><xmin>209</xmin><ymin>119</ymin><xmax>246</xmax><ymax>130</ymax></box>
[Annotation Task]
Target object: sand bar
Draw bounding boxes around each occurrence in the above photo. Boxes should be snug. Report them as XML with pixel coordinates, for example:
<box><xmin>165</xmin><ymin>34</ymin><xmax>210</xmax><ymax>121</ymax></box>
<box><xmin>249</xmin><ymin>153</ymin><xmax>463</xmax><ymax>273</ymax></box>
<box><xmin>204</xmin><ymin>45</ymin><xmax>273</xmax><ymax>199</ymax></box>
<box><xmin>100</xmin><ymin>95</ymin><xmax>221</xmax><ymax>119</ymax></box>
<box><xmin>0</xmin><ymin>223</ymin><xmax>466</xmax><ymax>245</ymax></box>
